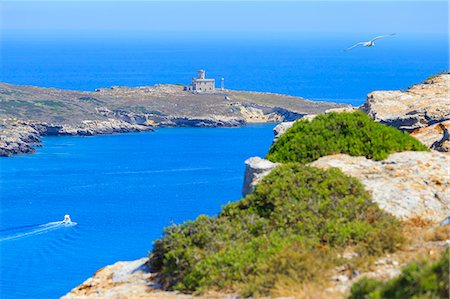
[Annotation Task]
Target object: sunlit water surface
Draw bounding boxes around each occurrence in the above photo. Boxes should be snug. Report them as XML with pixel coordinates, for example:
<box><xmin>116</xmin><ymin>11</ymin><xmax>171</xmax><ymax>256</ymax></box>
<box><xmin>0</xmin><ymin>125</ymin><xmax>275</xmax><ymax>298</ymax></box>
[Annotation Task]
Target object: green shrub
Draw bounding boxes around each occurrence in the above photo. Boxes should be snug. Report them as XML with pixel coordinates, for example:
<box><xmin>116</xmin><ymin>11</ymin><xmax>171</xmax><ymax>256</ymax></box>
<box><xmin>348</xmin><ymin>247</ymin><xmax>450</xmax><ymax>299</ymax></box>
<box><xmin>149</xmin><ymin>164</ymin><xmax>403</xmax><ymax>295</ymax></box>
<box><xmin>266</xmin><ymin>111</ymin><xmax>428</xmax><ymax>163</ymax></box>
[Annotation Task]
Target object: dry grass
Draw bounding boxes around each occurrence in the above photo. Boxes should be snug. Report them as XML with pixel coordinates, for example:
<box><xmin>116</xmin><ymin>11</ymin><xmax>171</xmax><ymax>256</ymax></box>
<box><xmin>424</xmin><ymin>226</ymin><xmax>450</xmax><ymax>242</ymax></box>
<box><xmin>390</xmin><ymin>219</ymin><xmax>448</xmax><ymax>264</ymax></box>
<box><xmin>185</xmin><ymin>219</ymin><xmax>448</xmax><ymax>299</ymax></box>
<box><xmin>271</xmin><ymin>280</ymin><xmax>339</xmax><ymax>299</ymax></box>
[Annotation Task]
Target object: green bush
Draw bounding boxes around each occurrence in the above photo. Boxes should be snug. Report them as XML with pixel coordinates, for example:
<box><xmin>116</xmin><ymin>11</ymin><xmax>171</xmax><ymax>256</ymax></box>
<box><xmin>348</xmin><ymin>247</ymin><xmax>449</xmax><ymax>299</ymax></box>
<box><xmin>149</xmin><ymin>164</ymin><xmax>403</xmax><ymax>295</ymax></box>
<box><xmin>266</xmin><ymin>111</ymin><xmax>428</xmax><ymax>163</ymax></box>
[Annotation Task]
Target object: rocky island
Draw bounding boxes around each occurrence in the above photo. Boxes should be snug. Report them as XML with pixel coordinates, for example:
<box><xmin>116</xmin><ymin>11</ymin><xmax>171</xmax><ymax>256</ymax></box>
<box><xmin>63</xmin><ymin>74</ymin><xmax>449</xmax><ymax>298</ymax></box>
<box><xmin>0</xmin><ymin>82</ymin><xmax>347</xmax><ymax>157</ymax></box>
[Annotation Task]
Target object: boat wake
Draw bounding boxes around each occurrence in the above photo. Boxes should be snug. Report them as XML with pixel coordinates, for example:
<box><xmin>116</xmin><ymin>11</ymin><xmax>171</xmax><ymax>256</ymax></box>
<box><xmin>0</xmin><ymin>221</ymin><xmax>77</xmax><ymax>242</ymax></box>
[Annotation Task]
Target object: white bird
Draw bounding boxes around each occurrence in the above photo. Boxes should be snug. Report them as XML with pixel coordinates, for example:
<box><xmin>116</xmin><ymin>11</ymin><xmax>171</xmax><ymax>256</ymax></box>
<box><xmin>345</xmin><ymin>34</ymin><xmax>396</xmax><ymax>51</ymax></box>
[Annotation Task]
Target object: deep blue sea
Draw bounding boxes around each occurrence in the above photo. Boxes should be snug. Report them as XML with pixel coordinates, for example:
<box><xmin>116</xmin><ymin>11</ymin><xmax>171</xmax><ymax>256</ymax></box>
<box><xmin>0</xmin><ymin>125</ymin><xmax>276</xmax><ymax>298</ymax></box>
<box><xmin>0</xmin><ymin>32</ymin><xmax>448</xmax><ymax>105</ymax></box>
<box><xmin>0</xmin><ymin>32</ymin><xmax>448</xmax><ymax>298</ymax></box>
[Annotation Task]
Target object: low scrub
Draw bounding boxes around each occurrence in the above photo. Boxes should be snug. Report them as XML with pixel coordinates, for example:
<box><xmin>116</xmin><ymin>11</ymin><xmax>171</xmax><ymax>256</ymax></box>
<box><xmin>149</xmin><ymin>164</ymin><xmax>403</xmax><ymax>296</ymax></box>
<box><xmin>348</xmin><ymin>247</ymin><xmax>449</xmax><ymax>299</ymax></box>
<box><xmin>266</xmin><ymin>111</ymin><xmax>428</xmax><ymax>163</ymax></box>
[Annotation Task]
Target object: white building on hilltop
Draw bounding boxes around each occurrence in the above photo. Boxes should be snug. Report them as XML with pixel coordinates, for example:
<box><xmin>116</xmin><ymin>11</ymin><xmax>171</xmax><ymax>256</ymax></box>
<box><xmin>185</xmin><ymin>70</ymin><xmax>216</xmax><ymax>93</ymax></box>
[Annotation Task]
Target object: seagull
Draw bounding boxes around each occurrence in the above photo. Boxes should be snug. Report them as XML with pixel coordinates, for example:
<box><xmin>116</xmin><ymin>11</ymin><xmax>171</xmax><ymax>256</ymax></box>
<box><xmin>345</xmin><ymin>34</ymin><xmax>396</xmax><ymax>51</ymax></box>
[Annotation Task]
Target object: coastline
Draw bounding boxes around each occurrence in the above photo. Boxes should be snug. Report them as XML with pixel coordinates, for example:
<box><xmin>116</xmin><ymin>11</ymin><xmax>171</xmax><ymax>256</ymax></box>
<box><xmin>0</xmin><ymin>83</ymin><xmax>347</xmax><ymax>157</ymax></box>
<box><xmin>62</xmin><ymin>73</ymin><xmax>450</xmax><ymax>299</ymax></box>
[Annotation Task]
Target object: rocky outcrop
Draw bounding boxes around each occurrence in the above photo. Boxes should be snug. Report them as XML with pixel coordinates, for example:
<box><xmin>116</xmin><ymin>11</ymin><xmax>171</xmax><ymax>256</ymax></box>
<box><xmin>62</xmin><ymin>258</ymin><xmax>193</xmax><ymax>299</ymax></box>
<box><xmin>0</xmin><ymin>118</ymin><xmax>153</xmax><ymax>156</ymax></box>
<box><xmin>242</xmin><ymin>157</ymin><xmax>279</xmax><ymax>196</ymax></box>
<box><xmin>361</xmin><ymin>73</ymin><xmax>450</xmax><ymax>137</ymax></box>
<box><xmin>31</xmin><ymin>119</ymin><xmax>152</xmax><ymax>136</ymax></box>
<box><xmin>95</xmin><ymin>107</ymin><xmax>151</xmax><ymax>126</ymax></box>
<box><xmin>242</xmin><ymin>152</ymin><xmax>449</xmax><ymax>222</ymax></box>
<box><xmin>410</xmin><ymin>120</ymin><xmax>450</xmax><ymax>152</ymax></box>
<box><xmin>57</xmin><ymin>119</ymin><xmax>151</xmax><ymax>136</ymax></box>
<box><xmin>168</xmin><ymin>117</ymin><xmax>245</xmax><ymax>128</ymax></box>
<box><xmin>311</xmin><ymin>151</ymin><xmax>450</xmax><ymax>222</ymax></box>
<box><xmin>233</xmin><ymin>102</ymin><xmax>304</xmax><ymax>123</ymax></box>
<box><xmin>0</xmin><ymin>119</ymin><xmax>41</xmax><ymax>156</ymax></box>
<box><xmin>273</xmin><ymin>121</ymin><xmax>295</xmax><ymax>143</ymax></box>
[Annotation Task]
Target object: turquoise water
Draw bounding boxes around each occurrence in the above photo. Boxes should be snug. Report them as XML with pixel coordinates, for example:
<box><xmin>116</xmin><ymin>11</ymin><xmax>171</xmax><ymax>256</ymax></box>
<box><xmin>0</xmin><ymin>125</ymin><xmax>276</xmax><ymax>298</ymax></box>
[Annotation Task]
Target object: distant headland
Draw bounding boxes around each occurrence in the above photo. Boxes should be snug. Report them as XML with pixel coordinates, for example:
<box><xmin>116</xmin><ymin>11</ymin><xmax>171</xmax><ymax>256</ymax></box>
<box><xmin>0</xmin><ymin>70</ymin><xmax>346</xmax><ymax>156</ymax></box>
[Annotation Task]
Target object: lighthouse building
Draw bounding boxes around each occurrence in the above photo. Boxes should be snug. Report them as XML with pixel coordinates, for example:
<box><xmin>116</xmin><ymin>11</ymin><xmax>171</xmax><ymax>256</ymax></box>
<box><xmin>185</xmin><ymin>70</ymin><xmax>216</xmax><ymax>93</ymax></box>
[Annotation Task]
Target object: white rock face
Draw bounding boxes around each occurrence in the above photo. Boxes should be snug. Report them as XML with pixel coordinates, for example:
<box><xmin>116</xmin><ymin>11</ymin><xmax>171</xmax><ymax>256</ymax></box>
<box><xmin>361</xmin><ymin>74</ymin><xmax>450</xmax><ymax>132</ymax></box>
<box><xmin>273</xmin><ymin>121</ymin><xmax>295</xmax><ymax>142</ymax></box>
<box><xmin>325</xmin><ymin>107</ymin><xmax>358</xmax><ymax>114</ymax></box>
<box><xmin>0</xmin><ymin>119</ymin><xmax>41</xmax><ymax>156</ymax></box>
<box><xmin>59</xmin><ymin>119</ymin><xmax>151</xmax><ymax>136</ymax></box>
<box><xmin>411</xmin><ymin>120</ymin><xmax>450</xmax><ymax>152</ymax></box>
<box><xmin>310</xmin><ymin>151</ymin><xmax>450</xmax><ymax>222</ymax></box>
<box><xmin>242</xmin><ymin>157</ymin><xmax>279</xmax><ymax>196</ymax></box>
<box><xmin>62</xmin><ymin>258</ymin><xmax>193</xmax><ymax>299</ymax></box>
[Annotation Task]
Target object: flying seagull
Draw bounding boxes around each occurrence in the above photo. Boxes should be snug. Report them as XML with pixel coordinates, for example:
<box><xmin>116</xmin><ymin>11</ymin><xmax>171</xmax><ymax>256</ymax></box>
<box><xmin>345</xmin><ymin>34</ymin><xmax>396</xmax><ymax>51</ymax></box>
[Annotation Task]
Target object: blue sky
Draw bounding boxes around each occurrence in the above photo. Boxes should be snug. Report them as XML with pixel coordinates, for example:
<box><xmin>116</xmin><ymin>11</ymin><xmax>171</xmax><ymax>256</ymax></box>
<box><xmin>0</xmin><ymin>1</ymin><xmax>447</xmax><ymax>34</ymax></box>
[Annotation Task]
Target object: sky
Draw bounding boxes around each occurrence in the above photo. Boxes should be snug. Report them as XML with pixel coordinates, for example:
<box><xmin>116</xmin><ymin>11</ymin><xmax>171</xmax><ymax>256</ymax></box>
<box><xmin>0</xmin><ymin>1</ymin><xmax>448</xmax><ymax>35</ymax></box>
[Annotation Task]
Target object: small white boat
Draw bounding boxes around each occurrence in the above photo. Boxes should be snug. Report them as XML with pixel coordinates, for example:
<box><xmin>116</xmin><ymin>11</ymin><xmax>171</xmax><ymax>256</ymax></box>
<box><xmin>62</xmin><ymin>214</ymin><xmax>72</xmax><ymax>224</ymax></box>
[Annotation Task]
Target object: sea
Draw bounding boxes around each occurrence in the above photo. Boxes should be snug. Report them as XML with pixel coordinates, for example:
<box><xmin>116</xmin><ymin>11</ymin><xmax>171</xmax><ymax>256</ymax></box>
<box><xmin>0</xmin><ymin>32</ymin><xmax>448</xmax><ymax>298</ymax></box>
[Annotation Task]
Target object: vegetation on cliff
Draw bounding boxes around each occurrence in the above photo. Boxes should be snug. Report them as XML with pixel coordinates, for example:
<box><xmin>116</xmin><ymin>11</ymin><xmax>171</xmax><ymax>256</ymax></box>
<box><xmin>348</xmin><ymin>247</ymin><xmax>449</xmax><ymax>299</ymax></box>
<box><xmin>149</xmin><ymin>164</ymin><xmax>403</xmax><ymax>296</ymax></box>
<box><xmin>147</xmin><ymin>111</ymin><xmax>435</xmax><ymax>296</ymax></box>
<box><xmin>266</xmin><ymin>111</ymin><xmax>428</xmax><ymax>163</ymax></box>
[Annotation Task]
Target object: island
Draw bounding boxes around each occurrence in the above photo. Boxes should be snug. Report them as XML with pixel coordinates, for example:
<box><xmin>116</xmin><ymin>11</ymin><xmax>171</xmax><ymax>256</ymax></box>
<box><xmin>0</xmin><ymin>75</ymin><xmax>346</xmax><ymax>156</ymax></box>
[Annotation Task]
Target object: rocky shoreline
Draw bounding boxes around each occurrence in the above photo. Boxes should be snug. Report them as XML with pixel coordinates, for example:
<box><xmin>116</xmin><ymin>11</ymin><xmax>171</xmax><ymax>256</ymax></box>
<box><xmin>0</xmin><ymin>83</ymin><xmax>344</xmax><ymax>157</ymax></box>
<box><xmin>62</xmin><ymin>73</ymin><xmax>449</xmax><ymax>299</ymax></box>
<box><xmin>0</xmin><ymin>120</ymin><xmax>42</xmax><ymax>156</ymax></box>
<box><xmin>0</xmin><ymin>118</ymin><xmax>153</xmax><ymax>157</ymax></box>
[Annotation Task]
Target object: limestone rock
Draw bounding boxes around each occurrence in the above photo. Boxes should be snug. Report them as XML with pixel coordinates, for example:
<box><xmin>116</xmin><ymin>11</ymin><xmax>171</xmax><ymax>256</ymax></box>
<box><xmin>169</xmin><ymin>117</ymin><xmax>245</xmax><ymax>128</ymax></box>
<box><xmin>242</xmin><ymin>157</ymin><xmax>280</xmax><ymax>196</ymax></box>
<box><xmin>301</xmin><ymin>114</ymin><xmax>318</xmax><ymax>122</ymax></box>
<box><xmin>311</xmin><ymin>151</ymin><xmax>450</xmax><ymax>222</ymax></box>
<box><xmin>411</xmin><ymin>120</ymin><xmax>450</xmax><ymax>152</ymax></box>
<box><xmin>273</xmin><ymin>121</ymin><xmax>295</xmax><ymax>142</ymax></box>
<box><xmin>58</xmin><ymin>119</ymin><xmax>152</xmax><ymax>136</ymax></box>
<box><xmin>0</xmin><ymin>118</ymin><xmax>155</xmax><ymax>156</ymax></box>
<box><xmin>361</xmin><ymin>74</ymin><xmax>450</xmax><ymax>132</ymax></box>
<box><xmin>62</xmin><ymin>258</ymin><xmax>193</xmax><ymax>299</ymax></box>
<box><xmin>0</xmin><ymin>119</ymin><xmax>41</xmax><ymax>156</ymax></box>
<box><xmin>235</xmin><ymin>102</ymin><xmax>304</xmax><ymax>123</ymax></box>
<box><xmin>325</xmin><ymin>107</ymin><xmax>358</xmax><ymax>114</ymax></box>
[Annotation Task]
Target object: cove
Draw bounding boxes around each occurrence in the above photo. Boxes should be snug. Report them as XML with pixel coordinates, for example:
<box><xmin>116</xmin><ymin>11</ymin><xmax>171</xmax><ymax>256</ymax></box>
<box><xmin>0</xmin><ymin>124</ymin><xmax>275</xmax><ymax>298</ymax></box>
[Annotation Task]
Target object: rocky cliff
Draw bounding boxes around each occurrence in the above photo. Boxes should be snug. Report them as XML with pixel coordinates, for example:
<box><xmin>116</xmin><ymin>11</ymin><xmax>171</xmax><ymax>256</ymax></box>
<box><xmin>311</xmin><ymin>152</ymin><xmax>450</xmax><ymax>222</ymax></box>
<box><xmin>242</xmin><ymin>157</ymin><xmax>279</xmax><ymax>196</ymax></box>
<box><xmin>62</xmin><ymin>258</ymin><xmax>194</xmax><ymax>299</ymax></box>
<box><xmin>0</xmin><ymin>119</ymin><xmax>41</xmax><ymax>156</ymax></box>
<box><xmin>0</xmin><ymin>118</ymin><xmax>153</xmax><ymax>157</ymax></box>
<box><xmin>243</xmin><ymin>151</ymin><xmax>449</xmax><ymax>222</ymax></box>
<box><xmin>361</xmin><ymin>73</ymin><xmax>450</xmax><ymax>150</ymax></box>
<box><xmin>243</xmin><ymin>74</ymin><xmax>450</xmax><ymax>220</ymax></box>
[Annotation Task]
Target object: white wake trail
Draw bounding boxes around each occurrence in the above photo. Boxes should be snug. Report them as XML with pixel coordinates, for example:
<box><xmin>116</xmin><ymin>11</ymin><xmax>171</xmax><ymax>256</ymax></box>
<box><xmin>0</xmin><ymin>221</ymin><xmax>77</xmax><ymax>242</ymax></box>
